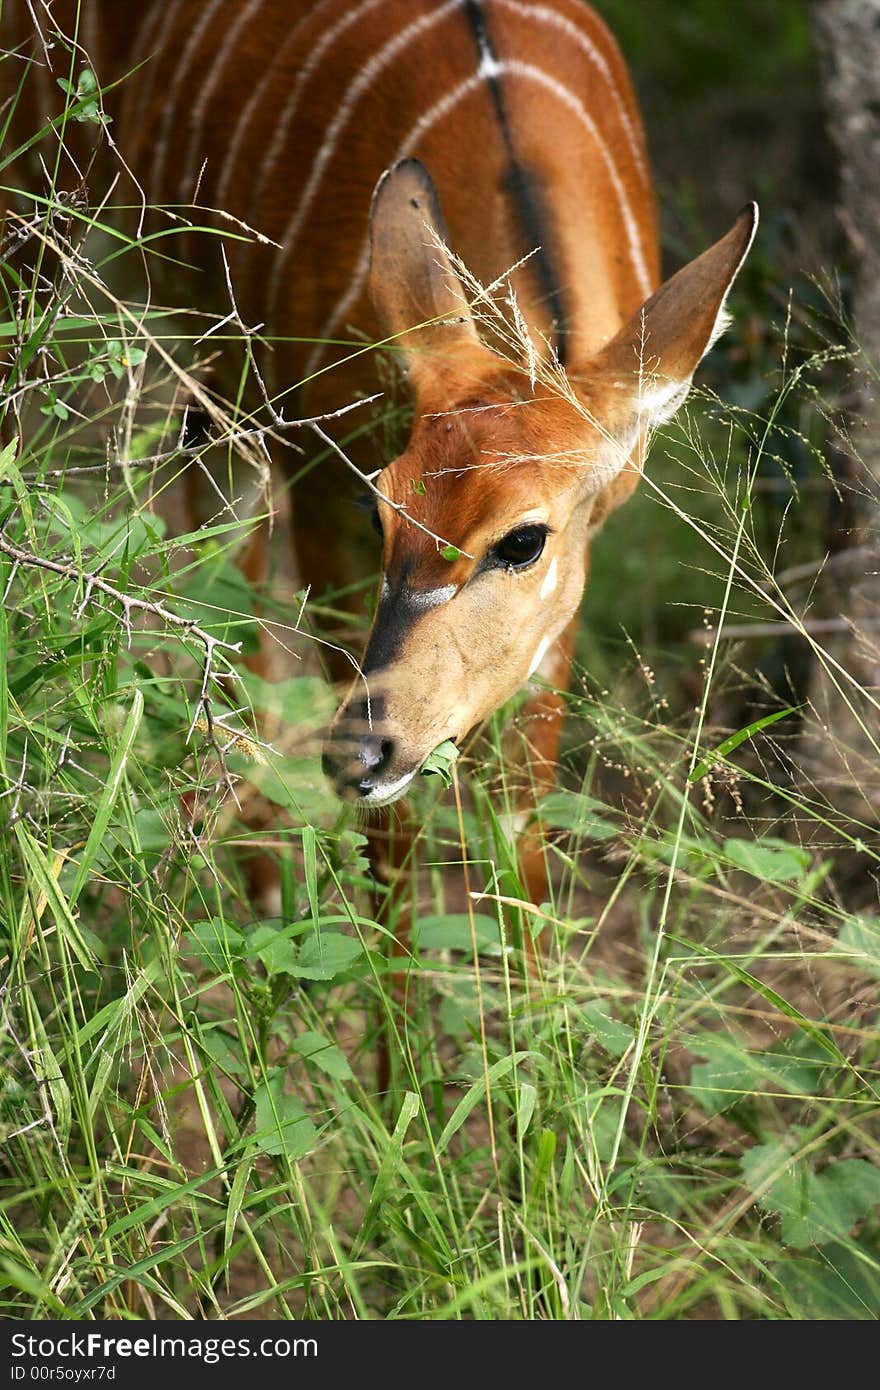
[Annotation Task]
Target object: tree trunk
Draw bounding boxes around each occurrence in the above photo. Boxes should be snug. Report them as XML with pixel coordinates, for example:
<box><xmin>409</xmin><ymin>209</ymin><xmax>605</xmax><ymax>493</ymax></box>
<box><xmin>805</xmin><ymin>1</ymin><xmax>880</xmax><ymax>858</ymax></box>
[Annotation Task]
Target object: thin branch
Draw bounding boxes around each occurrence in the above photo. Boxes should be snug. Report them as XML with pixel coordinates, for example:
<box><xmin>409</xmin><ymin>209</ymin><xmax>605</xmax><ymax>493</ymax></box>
<box><xmin>214</xmin><ymin>246</ymin><xmax>472</xmax><ymax>556</ymax></box>
<box><xmin>689</xmin><ymin>615</ymin><xmax>880</xmax><ymax>645</ymax></box>
<box><xmin>0</xmin><ymin>529</ymin><xmax>243</xmax><ymax>787</ymax></box>
<box><xmin>757</xmin><ymin>546</ymin><xmax>872</xmax><ymax>594</ymax></box>
<box><xmin>2</xmin><ymin>396</ymin><xmax>381</xmax><ymax>486</ymax></box>
<box><xmin>310</xmin><ymin>422</ymin><xmax>473</xmax><ymax>558</ymax></box>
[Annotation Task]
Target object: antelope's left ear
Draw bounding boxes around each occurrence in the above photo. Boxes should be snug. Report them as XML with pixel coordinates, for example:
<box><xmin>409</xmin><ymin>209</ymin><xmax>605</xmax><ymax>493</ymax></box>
<box><xmin>590</xmin><ymin>203</ymin><xmax>758</xmax><ymax>437</ymax></box>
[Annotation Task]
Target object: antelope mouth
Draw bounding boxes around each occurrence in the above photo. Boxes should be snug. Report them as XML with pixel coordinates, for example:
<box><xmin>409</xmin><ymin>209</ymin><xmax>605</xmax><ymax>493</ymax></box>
<box><xmin>322</xmin><ymin>724</ymin><xmax>457</xmax><ymax>806</ymax></box>
<box><xmin>354</xmin><ymin>769</ymin><xmax>417</xmax><ymax>807</ymax></box>
<box><xmin>321</xmin><ymin>723</ymin><xmax>416</xmax><ymax>805</ymax></box>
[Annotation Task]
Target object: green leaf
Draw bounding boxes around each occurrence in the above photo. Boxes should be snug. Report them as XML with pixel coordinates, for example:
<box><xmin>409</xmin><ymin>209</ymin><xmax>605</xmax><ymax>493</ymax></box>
<box><xmin>437</xmin><ymin>1051</ymin><xmax>537</xmax><ymax>1153</ymax></box>
<box><xmin>247</xmin><ymin>923</ymin><xmax>300</xmax><ymax>976</ymax></box>
<box><xmin>70</xmin><ymin>961</ymin><xmax>161</xmax><ymax>1058</ymax></box>
<box><xmin>421</xmin><ymin>739</ymin><xmax>459</xmax><ymax>787</ymax></box>
<box><xmin>688</xmin><ymin>1033</ymin><xmax>763</xmax><ymax>1114</ymax></box>
<box><xmin>224</xmin><ymin>1159</ymin><xmax>252</xmax><ymax>1259</ymax></box>
<box><xmin>723</xmin><ymin>836</ymin><xmax>810</xmax><ymax>883</ymax></box>
<box><xmin>13</xmin><ymin>824</ymin><xmax>96</xmax><ymax>973</ymax></box>
<box><xmin>354</xmin><ymin>1091</ymin><xmax>420</xmax><ymax>1257</ymax></box>
<box><xmin>253</xmin><ymin>1069</ymin><xmax>317</xmax><ymax>1161</ymax></box>
<box><xmin>582</xmin><ymin>1003</ymin><xmax>632</xmax><ymax>1058</ymax></box>
<box><xmin>741</xmin><ymin>1140</ymin><xmax>812</xmax><ymax>1245</ymax></box>
<box><xmin>251</xmin><ymin>755</ymin><xmax>331</xmax><ymax>819</ymax></box>
<box><xmin>303</xmin><ymin>825</ymin><xmax>319</xmax><ymax>924</ymax></box>
<box><xmin>672</xmin><ymin>936</ymin><xmax>846</xmax><ymax>1066</ymax></box>
<box><xmin>295</xmin><ymin>930</ymin><xmax>363</xmax><ymax>981</ymax></box>
<box><xmin>837</xmin><ymin>916</ymin><xmax>880</xmax><ymax>978</ymax></box>
<box><xmin>741</xmin><ymin>1143</ymin><xmax>880</xmax><ymax>1248</ymax></box>
<box><xmin>87</xmin><ymin>1052</ymin><xmax>115</xmax><ymax>1119</ymax></box>
<box><xmin>184</xmin><ymin>919</ymin><xmax>245</xmax><ymax>975</ymax></box>
<box><xmin>197</xmin><ymin>1025</ymin><xmax>247</xmax><ymax>1078</ymax></box>
<box><xmin>814</xmin><ymin>1162</ymin><xmax>880</xmax><ymax>1241</ymax></box>
<box><xmin>689</xmin><ymin>705</ymin><xmax>799</xmax><ymax>782</ymax></box>
<box><xmin>528</xmin><ymin>1129</ymin><xmax>557</xmax><ymax>1210</ymax></box>
<box><xmin>173</xmin><ymin>557</ymin><xmax>258</xmax><ymax>650</ymax></box>
<box><xmin>293</xmin><ymin>1031</ymin><xmax>354</xmax><ymax>1081</ymax></box>
<box><xmin>32</xmin><ymin>1016</ymin><xmax>71</xmax><ymax>1149</ymax></box>
<box><xmin>762</xmin><ymin>1030</ymin><xmax>833</xmax><ymax>1096</ymax></box>
<box><xmin>414</xmin><ymin>913</ymin><xmax>501</xmax><ymax>955</ymax></box>
<box><xmin>774</xmin><ymin>1241</ymin><xmax>880</xmax><ymax>1319</ymax></box>
<box><xmin>440</xmin><ymin>545</ymin><xmax>460</xmax><ymax>562</ymax></box>
<box><xmin>688</xmin><ymin>1028</ymin><xmax>832</xmax><ymax>1116</ymax></box>
<box><xmin>70</xmin><ymin>687</ymin><xmax>143</xmax><ymax>905</ymax></box>
<box><xmin>516</xmin><ymin>1082</ymin><xmax>538</xmax><ymax>1142</ymax></box>
<box><xmin>244</xmin><ymin>924</ymin><xmax>362</xmax><ymax>980</ymax></box>
<box><xmin>535</xmin><ymin>790</ymin><xmax>616</xmax><ymax>838</ymax></box>
<box><xmin>238</xmin><ymin>672</ymin><xmax>334</xmax><ymax>727</ymax></box>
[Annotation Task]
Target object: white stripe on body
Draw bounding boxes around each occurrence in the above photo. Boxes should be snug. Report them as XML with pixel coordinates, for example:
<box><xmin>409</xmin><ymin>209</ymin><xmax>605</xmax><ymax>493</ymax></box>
<box><xmin>492</xmin><ymin>0</ymin><xmax>651</xmax><ymax>188</ymax></box>
<box><xmin>128</xmin><ymin>0</ymin><xmax>189</xmax><ymax>140</ymax></box>
<box><xmin>265</xmin><ymin>0</ymin><xmax>466</xmax><ymax>328</ymax></box>
<box><xmin>214</xmin><ymin>0</ymin><xmax>344</xmax><ymax>215</ymax></box>
<box><xmin>300</xmin><ymin>58</ymin><xmax>652</xmax><ymax>377</ymax></box>
<box><xmin>502</xmin><ymin>59</ymin><xmax>653</xmax><ymax>295</ymax></box>
<box><xmin>178</xmin><ymin>0</ymin><xmax>268</xmax><ymax>209</ymax></box>
<box><xmin>149</xmin><ymin>0</ymin><xmax>225</xmax><ymax>206</ymax></box>
<box><xmin>299</xmin><ymin>70</ymin><xmax>485</xmax><ymax>380</ymax></box>
<box><xmin>245</xmin><ymin>0</ymin><xmax>388</xmax><ymax>222</ymax></box>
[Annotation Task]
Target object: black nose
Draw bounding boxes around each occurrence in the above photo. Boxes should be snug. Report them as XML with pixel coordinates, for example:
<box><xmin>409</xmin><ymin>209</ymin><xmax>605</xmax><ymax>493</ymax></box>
<box><xmin>357</xmin><ymin>734</ymin><xmax>394</xmax><ymax>791</ymax></box>
<box><xmin>322</xmin><ymin>731</ymin><xmax>395</xmax><ymax>796</ymax></box>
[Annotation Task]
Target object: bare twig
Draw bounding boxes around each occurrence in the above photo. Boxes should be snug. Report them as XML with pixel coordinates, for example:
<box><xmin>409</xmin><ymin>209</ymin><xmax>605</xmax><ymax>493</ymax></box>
<box><xmin>215</xmin><ymin>246</ymin><xmax>471</xmax><ymax>557</ymax></box>
<box><xmin>757</xmin><ymin>546</ymin><xmax>872</xmax><ymax>594</ymax></box>
<box><xmin>0</xmin><ymin>528</ymin><xmax>243</xmax><ymax>789</ymax></box>
<box><xmin>310</xmin><ymin>422</ymin><xmax>473</xmax><ymax>558</ymax></box>
<box><xmin>689</xmin><ymin>615</ymin><xmax>880</xmax><ymax>645</ymax></box>
<box><xmin>2</xmin><ymin>396</ymin><xmax>381</xmax><ymax>488</ymax></box>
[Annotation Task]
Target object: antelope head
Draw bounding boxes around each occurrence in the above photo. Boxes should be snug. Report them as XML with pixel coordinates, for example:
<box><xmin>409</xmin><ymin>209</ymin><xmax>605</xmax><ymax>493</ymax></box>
<box><xmin>323</xmin><ymin>160</ymin><xmax>756</xmax><ymax>806</ymax></box>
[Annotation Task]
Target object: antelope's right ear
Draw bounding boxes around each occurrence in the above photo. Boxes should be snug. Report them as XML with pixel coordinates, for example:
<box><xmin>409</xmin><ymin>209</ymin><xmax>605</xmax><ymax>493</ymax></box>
<box><xmin>590</xmin><ymin>203</ymin><xmax>758</xmax><ymax>439</ymax></box>
<box><xmin>369</xmin><ymin>159</ymin><xmax>480</xmax><ymax>394</ymax></box>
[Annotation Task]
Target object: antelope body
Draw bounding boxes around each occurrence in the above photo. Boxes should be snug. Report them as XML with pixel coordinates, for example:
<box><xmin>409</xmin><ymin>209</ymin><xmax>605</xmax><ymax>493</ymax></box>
<box><xmin>4</xmin><ymin>1</ymin><xmax>755</xmax><ymax>892</ymax></box>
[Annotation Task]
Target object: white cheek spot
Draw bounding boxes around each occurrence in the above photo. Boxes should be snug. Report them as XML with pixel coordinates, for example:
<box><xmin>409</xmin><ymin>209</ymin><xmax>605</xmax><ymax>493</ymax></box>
<box><xmin>408</xmin><ymin>583</ymin><xmax>457</xmax><ymax>610</ymax></box>
<box><xmin>539</xmin><ymin>556</ymin><xmax>558</xmax><ymax>601</ymax></box>
<box><xmin>527</xmin><ymin>634</ymin><xmax>552</xmax><ymax>679</ymax></box>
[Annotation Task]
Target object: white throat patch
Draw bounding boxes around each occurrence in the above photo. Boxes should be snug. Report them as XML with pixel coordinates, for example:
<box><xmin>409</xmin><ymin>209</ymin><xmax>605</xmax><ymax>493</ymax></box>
<box><xmin>527</xmin><ymin>634</ymin><xmax>552</xmax><ymax>678</ymax></box>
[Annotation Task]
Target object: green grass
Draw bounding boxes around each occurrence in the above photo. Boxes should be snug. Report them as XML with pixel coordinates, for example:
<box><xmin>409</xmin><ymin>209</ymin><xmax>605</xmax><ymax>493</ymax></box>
<box><xmin>2</xmin><ymin>8</ymin><xmax>879</xmax><ymax>1321</ymax></box>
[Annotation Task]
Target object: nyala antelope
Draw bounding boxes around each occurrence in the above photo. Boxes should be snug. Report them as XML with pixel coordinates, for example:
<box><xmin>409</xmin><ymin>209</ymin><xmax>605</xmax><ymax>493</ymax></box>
<box><xmin>4</xmin><ymin>1</ymin><xmax>755</xmax><ymax>926</ymax></box>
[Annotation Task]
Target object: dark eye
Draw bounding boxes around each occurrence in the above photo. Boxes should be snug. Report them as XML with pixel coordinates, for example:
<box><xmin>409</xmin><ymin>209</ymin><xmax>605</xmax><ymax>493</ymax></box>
<box><xmin>370</xmin><ymin>503</ymin><xmax>383</xmax><ymax>540</ymax></box>
<box><xmin>493</xmin><ymin>524</ymin><xmax>547</xmax><ymax>569</ymax></box>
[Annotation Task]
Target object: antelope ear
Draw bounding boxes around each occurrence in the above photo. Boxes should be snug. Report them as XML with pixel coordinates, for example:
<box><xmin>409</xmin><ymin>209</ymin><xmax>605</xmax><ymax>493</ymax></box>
<box><xmin>591</xmin><ymin>203</ymin><xmax>758</xmax><ymax>437</ymax></box>
<box><xmin>369</xmin><ymin>159</ymin><xmax>480</xmax><ymax>393</ymax></box>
